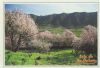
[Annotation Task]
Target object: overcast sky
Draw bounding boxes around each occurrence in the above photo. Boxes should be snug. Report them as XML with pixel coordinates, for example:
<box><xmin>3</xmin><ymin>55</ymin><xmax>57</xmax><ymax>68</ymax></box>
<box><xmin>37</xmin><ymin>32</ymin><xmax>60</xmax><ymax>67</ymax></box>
<box><xmin>5</xmin><ymin>3</ymin><xmax>98</xmax><ymax>16</ymax></box>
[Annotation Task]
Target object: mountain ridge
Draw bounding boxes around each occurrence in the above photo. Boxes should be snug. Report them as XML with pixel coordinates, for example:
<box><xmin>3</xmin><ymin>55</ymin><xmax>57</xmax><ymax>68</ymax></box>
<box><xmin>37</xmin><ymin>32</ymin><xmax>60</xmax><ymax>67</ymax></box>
<box><xmin>30</xmin><ymin>12</ymin><xmax>97</xmax><ymax>28</ymax></box>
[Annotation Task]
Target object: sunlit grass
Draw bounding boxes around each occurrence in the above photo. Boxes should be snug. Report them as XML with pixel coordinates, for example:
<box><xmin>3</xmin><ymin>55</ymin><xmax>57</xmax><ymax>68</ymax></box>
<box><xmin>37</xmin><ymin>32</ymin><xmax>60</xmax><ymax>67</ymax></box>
<box><xmin>5</xmin><ymin>49</ymin><xmax>78</xmax><ymax>65</ymax></box>
<box><xmin>70</xmin><ymin>28</ymin><xmax>83</xmax><ymax>37</ymax></box>
<box><xmin>39</xmin><ymin>26</ymin><xmax>82</xmax><ymax>37</ymax></box>
<box><xmin>39</xmin><ymin>26</ymin><xmax>64</xmax><ymax>34</ymax></box>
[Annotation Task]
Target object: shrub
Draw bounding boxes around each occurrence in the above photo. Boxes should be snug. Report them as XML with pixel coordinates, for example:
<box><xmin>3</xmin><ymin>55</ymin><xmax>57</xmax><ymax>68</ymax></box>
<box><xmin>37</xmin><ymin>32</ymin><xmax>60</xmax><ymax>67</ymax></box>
<box><xmin>37</xmin><ymin>29</ymin><xmax>79</xmax><ymax>49</ymax></box>
<box><xmin>37</xmin><ymin>30</ymin><xmax>67</xmax><ymax>49</ymax></box>
<box><xmin>53</xmin><ymin>34</ymin><xmax>65</xmax><ymax>42</ymax></box>
<box><xmin>71</xmin><ymin>37</ymin><xmax>81</xmax><ymax>54</ymax></box>
<box><xmin>50</xmin><ymin>34</ymin><xmax>66</xmax><ymax>49</ymax></box>
<box><xmin>37</xmin><ymin>30</ymin><xmax>54</xmax><ymax>41</ymax></box>
<box><xmin>28</xmin><ymin>39</ymin><xmax>52</xmax><ymax>52</ymax></box>
<box><xmin>71</xmin><ymin>25</ymin><xmax>97</xmax><ymax>54</ymax></box>
<box><xmin>62</xmin><ymin>29</ymin><xmax>77</xmax><ymax>47</ymax></box>
<box><xmin>48</xmin><ymin>29</ymin><xmax>78</xmax><ymax>49</ymax></box>
<box><xmin>80</xmin><ymin>25</ymin><xmax>97</xmax><ymax>54</ymax></box>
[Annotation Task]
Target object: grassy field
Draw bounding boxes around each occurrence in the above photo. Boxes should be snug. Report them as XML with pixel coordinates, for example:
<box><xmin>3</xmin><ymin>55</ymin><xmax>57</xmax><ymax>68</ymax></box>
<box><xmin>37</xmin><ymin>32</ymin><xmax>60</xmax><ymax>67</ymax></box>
<box><xmin>5</xmin><ymin>49</ymin><xmax>79</xmax><ymax>65</ymax></box>
<box><xmin>39</xmin><ymin>26</ymin><xmax>82</xmax><ymax>37</ymax></box>
<box><xmin>70</xmin><ymin>28</ymin><xmax>83</xmax><ymax>37</ymax></box>
<box><xmin>38</xmin><ymin>26</ymin><xmax>64</xmax><ymax>34</ymax></box>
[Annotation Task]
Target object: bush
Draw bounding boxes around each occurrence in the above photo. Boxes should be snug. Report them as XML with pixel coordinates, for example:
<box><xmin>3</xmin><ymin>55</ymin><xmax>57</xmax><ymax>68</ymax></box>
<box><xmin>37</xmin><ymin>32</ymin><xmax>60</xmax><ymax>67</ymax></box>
<box><xmin>62</xmin><ymin>29</ymin><xmax>77</xmax><ymax>47</ymax></box>
<box><xmin>37</xmin><ymin>30</ymin><xmax>54</xmax><ymax>42</ymax></box>
<box><xmin>37</xmin><ymin>29</ymin><xmax>79</xmax><ymax>49</ymax></box>
<box><xmin>50</xmin><ymin>34</ymin><xmax>66</xmax><ymax>49</ymax></box>
<box><xmin>80</xmin><ymin>25</ymin><xmax>97</xmax><ymax>54</ymax></box>
<box><xmin>71</xmin><ymin>37</ymin><xmax>81</xmax><ymax>54</ymax></box>
<box><xmin>37</xmin><ymin>30</ymin><xmax>68</xmax><ymax>49</ymax></box>
<box><xmin>47</xmin><ymin>29</ymin><xmax>78</xmax><ymax>49</ymax></box>
<box><xmin>71</xmin><ymin>25</ymin><xmax>97</xmax><ymax>54</ymax></box>
<box><xmin>29</xmin><ymin>39</ymin><xmax>52</xmax><ymax>52</ymax></box>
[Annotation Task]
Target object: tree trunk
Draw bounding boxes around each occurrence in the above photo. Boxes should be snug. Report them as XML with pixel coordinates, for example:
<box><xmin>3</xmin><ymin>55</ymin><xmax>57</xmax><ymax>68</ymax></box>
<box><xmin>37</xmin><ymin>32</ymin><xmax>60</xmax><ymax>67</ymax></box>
<box><xmin>14</xmin><ymin>34</ymin><xmax>22</xmax><ymax>52</ymax></box>
<box><xmin>10</xmin><ymin>33</ymin><xmax>14</xmax><ymax>51</ymax></box>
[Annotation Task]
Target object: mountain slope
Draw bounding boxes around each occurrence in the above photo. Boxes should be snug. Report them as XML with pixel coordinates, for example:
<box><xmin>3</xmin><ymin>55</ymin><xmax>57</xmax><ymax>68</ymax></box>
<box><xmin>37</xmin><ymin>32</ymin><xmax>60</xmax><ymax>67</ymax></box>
<box><xmin>30</xmin><ymin>12</ymin><xmax>97</xmax><ymax>28</ymax></box>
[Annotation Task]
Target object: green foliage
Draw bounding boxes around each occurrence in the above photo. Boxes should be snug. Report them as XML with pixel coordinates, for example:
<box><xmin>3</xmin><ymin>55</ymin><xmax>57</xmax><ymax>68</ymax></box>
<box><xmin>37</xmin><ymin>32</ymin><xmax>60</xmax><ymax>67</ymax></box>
<box><xmin>39</xmin><ymin>26</ymin><xmax>64</xmax><ymax>34</ymax></box>
<box><xmin>70</xmin><ymin>28</ymin><xmax>83</xmax><ymax>37</ymax></box>
<box><xmin>39</xmin><ymin>26</ymin><xmax>82</xmax><ymax>36</ymax></box>
<box><xmin>5</xmin><ymin>49</ymin><xmax>78</xmax><ymax>65</ymax></box>
<box><xmin>47</xmin><ymin>27</ymin><xmax>64</xmax><ymax>34</ymax></box>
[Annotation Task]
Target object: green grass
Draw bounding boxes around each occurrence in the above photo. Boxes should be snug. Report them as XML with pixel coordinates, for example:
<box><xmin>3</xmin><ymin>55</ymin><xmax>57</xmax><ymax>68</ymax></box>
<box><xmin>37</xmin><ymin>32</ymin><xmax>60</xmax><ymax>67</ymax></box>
<box><xmin>70</xmin><ymin>28</ymin><xmax>83</xmax><ymax>37</ymax></box>
<box><xmin>39</xmin><ymin>26</ymin><xmax>65</xmax><ymax>34</ymax></box>
<box><xmin>5</xmin><ymin>49</ymin><xmax>78</xmax><ymax>65</ymax></box>
<box><xmin>47</xmin><ymin>27</ymin><xmax>64</xmax><ymax>34</ymax></box>
<box><xmin>39</xmin><ymin>26</ymin><xmax>82</xmax><ymax>37</ymax></box>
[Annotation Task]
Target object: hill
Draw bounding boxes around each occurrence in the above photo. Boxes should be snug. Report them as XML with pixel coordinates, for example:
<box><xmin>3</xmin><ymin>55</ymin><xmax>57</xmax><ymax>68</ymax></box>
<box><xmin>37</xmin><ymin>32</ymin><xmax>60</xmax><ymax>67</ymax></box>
<box><xmin>30</xmin><ymin>12</ymin><xmax>97</xmax><ymax>28</ymax></box>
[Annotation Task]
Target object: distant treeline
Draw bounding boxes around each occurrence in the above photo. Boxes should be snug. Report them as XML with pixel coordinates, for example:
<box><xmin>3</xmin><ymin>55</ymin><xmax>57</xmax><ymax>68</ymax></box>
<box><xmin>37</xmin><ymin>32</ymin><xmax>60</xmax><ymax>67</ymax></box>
<box><xmin>30</xmin><ymin>12</ymin><xmax>97</xmax><ymax>28</ymax></box>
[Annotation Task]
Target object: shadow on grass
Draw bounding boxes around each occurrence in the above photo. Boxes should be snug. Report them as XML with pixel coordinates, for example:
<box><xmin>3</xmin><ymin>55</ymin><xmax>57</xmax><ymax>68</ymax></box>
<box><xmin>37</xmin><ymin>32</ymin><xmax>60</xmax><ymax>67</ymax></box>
<box><xmin>45</xmin><ymin>52</ymin><xmax>77</xmax><ymax>65</ymax></box>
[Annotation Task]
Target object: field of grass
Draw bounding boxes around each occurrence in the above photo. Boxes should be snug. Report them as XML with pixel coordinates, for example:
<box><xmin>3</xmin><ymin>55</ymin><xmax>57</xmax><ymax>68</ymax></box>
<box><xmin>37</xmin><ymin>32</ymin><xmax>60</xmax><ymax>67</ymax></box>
<box><xmin>70</xmin><ymin>28</ymin><xmax>83</xmax><ymax>37</ymax></box>
<box><xmin>39</xmin><ymin>26</ymin><xmax>65</xmax><ymax>34</ymax></box>
<box><xmin>5</xmin><ymin>49</ymin><xmax>79</xmax><ymax>65</ymax></box>
<box><xmin>39</xmin><ymin>26</ymin><xmax>82</xmax><ymax>37</ymax></box>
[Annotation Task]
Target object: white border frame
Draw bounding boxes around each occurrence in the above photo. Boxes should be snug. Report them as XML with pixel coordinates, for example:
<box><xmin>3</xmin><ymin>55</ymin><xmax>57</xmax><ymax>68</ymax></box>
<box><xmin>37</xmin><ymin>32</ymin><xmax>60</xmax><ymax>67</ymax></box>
<box><xmin>4</xmin><ymin>0</ymin><xmax>99</xmax><ymax>3</ymax></box>
<box><xmin>0</xmin><ymin>0</ymin><xmax>99</xmax><ymax>68</ymax></box>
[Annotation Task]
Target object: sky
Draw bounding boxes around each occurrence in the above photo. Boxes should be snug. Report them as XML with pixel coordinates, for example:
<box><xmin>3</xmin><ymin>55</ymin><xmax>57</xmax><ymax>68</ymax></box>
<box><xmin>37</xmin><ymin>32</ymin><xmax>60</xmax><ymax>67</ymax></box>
<box><xmin>5</xmin><ymin>3</ymin><xmax>98</xmax><ymax>16</ymax></box>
